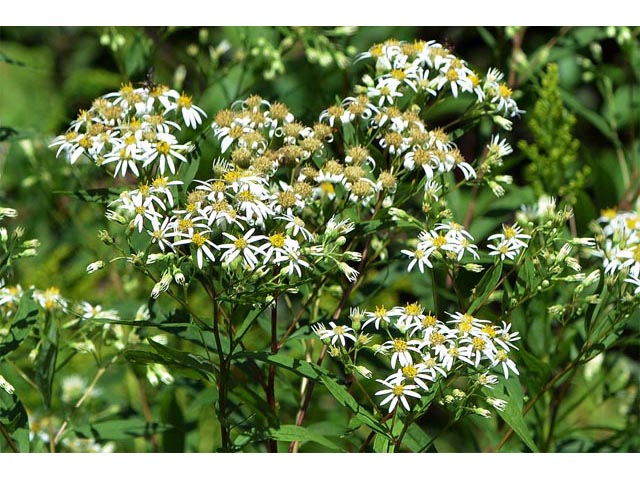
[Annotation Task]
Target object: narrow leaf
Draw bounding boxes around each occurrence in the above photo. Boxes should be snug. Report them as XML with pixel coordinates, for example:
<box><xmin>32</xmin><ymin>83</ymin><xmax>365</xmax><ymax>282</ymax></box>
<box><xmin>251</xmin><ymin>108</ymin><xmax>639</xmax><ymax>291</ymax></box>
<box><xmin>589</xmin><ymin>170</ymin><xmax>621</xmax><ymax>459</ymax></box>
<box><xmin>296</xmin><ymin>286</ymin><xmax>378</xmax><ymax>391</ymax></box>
<box><xmin>0</xmin><ymin>291</ymin><xmax>38</xmax><ymax>360</ymax></box>
<box><xmin>320</xmin><ymin>376</ymin><xmax>389</xmax><ymax>436</ymax></box>
<box><xmin>468</xmin><ymin>263</ymin><xmax>503</xmax><ymax>313</ymax></box>
<box><xmin>266</xmin><ymin>425</ymin><xmax>343</xmax><ymax>451</ymax></box>
<box><xmin>74</xmin><ymin>418</ymin><xmax>168</xmax><ymax>441</ymax></box>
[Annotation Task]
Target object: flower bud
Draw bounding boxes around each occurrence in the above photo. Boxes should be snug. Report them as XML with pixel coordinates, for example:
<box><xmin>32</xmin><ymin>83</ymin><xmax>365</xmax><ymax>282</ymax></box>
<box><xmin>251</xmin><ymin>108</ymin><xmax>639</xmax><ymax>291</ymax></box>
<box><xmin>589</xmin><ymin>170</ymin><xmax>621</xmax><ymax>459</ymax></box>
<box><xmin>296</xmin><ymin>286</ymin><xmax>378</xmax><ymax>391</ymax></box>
<box><xmin>105</xmin><ymin>210</ymin><xmax>127</xmax><ymax>225</ymax></box>
<box><xmin>86</xmin><ymin>260</ymin><xmax>105</xmax><ymax>274</ymax></box>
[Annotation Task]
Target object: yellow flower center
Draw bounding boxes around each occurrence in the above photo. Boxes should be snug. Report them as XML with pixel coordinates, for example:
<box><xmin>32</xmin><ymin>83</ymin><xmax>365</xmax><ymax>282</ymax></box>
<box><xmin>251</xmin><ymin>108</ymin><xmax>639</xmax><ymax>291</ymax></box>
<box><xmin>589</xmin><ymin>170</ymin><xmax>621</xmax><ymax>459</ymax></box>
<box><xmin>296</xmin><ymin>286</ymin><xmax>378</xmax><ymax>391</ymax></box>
<box><xmin>392</xmin><ymin>338</ymin><xmax>407</xmax><ymax>352</ymax></box>
<box><xmin>503</xmin><ymin>225</ymin><xmax>517</xmax><ymax>239</ymax></box>
<box><xmin>156</xmin><ymin>141</ymin><xmax>171</xmax><ymax>155</ymax></box>
<box><xmin>471</xmin><ymin>337</ymin><xmax>486</xmax><ymax>351</ymax></box>
<box><xmin>178</xmin><ymin>218</ymin><xmax>193</xmax><ymax>231</ymax></box>
<box><xmin>233</xmin><ymin>238</ymin><xmax>248</xmax><ymax>249</ymax></box>
<box><xmin>392</xmin><ymin>384</ymin><xmax>405</xmax><ymax>396</ymax></box>
<box><xmin>402</xmin><ymin>365</ymin><xmax>418</xmax><ymax>378</ymax></box>
<box><xmin>237</xmin><ymin>190</ymin><xmax>256</xmax><ymax>203</ymax></box>
<box><xmin>446</xmin><ymin>68</ymin><xmax>459</xmax><ymax>81</ymax></box>
<box><xmin>269</xmin><ymin>232</ymin><xmax>286</xmax><ymax>248</ymax></box>
<box><xmin>422</xmin><ymin>314</ymin><xmax>437</xmax><ymax>328</ymax></box>
<box><xmin>192</xmin><ymin>232</ymin><xmax>207</xmax><ymax>247</ymax></box>
<box><xmin>405</xmin><ymin>302</ymin><xmax>422</xmax><ymax>316</ymax></box>
<box><xmin>152</xmin><ymin>176</ymin><xmax>168</xmax><ymax>189</ymax></box>
<box><xmin>499</xmin><ymin>83</ymin><xmax>512</xmax><ymax>98</ymax></box>
<box><xmin>391</xmin><ymin>69</ymin><xmax>406</xmax><ymax>80</ymax></box>
<box><xmin>178</xmin><ymin>93</ymin><xmax>193</xmax><ymax>109</ymax></box>
<box><xmin>433</xmin><ymin>234</ymin><xmax>447</xmax><ymax>248</ymax></box>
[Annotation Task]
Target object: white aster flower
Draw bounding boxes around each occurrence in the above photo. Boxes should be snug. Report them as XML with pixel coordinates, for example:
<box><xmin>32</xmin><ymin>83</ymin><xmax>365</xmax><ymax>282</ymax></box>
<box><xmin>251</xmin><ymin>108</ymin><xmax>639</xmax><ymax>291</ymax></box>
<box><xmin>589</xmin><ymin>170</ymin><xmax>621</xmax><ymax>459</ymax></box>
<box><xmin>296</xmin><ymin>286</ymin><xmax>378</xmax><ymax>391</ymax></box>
<box><xmin>375</xmin><ymin>379</ymin><xmax>422</xmax><ymax>412</ymax></box>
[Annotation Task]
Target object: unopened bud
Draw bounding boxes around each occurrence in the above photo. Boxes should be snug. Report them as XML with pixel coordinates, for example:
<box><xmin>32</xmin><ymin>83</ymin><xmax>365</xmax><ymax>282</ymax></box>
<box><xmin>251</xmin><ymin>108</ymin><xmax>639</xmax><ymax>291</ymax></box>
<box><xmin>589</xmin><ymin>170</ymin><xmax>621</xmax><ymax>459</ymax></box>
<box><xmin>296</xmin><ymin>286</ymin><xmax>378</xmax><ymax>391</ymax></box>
<box><xmin>0</xmin><ymin>207</ymin><xmax>18</xmax><ymax>218</ymax></box>
<box><xmin>105</xmin><ymin>210</ymin><xmax>127</xmax><ymax>225</ymax></box>
<box><xmin>98</xmin><ymin>230</ymin><xmax>115</xmax><ymax>245</ymax></box>
<box><xmin>86</xmin><ymin>260</ymin><xmax>105</xmax><ymax>274</ymax></box>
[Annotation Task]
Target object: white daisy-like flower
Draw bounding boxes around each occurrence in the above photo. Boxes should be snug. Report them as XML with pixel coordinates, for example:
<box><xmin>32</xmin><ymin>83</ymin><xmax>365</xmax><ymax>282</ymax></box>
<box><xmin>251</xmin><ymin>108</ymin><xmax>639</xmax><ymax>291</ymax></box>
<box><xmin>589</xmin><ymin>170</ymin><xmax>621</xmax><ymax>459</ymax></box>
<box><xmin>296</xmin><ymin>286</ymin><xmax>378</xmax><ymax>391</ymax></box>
<box><xmin>488</xmin><ymin>239</ymin><xmax>522</xmax><ymax>261</ymax></box>
<box><xmin>143</xmin><ymin>135</ymin><xmax>190</xmax><ymax>175</ymax></box>
<box><xmin>493</xmin><ymin>349</ymin><xmax>520</xmax><ymax>378</ymax></box>
<box><xmin>386</xmin><ymin>363</ymin><xmax>434</xmax><ymax>391</ymax></box>
<box><xmin>219</xmin><ymin>228</ymin><xmax>265</xmax><ymax>269</ymax></box>
<box><xmin>313</xmin><ymin>321</ymin><xmax>357</xmax><ymax>347</ymax></box>
<box><xmin>375</xmin><ymin>379</ymin><xmax>422</xmax><ymax>412</ymax></box>
<box><xmin>172</xmin><ymin>228</ymin><xmax>219</xmax><ymax>269</ymax></box>
<box><xmin>626</xmin><ymin>273</ymin><xmax>640</xmax><ymax>294</ymax></box>
<box><xmin>378</xmin><ymin>337</ymin><xmax>423</xmax><ymax>368</ymax></box>
<box><xmin>147</xmin><ymin>216</ymin><xmax>176</xmax><ymax>252</ymax></box>
<box><xmin>362</xmin><ymin>305</ymin><xmax>392</xmax><ymax>330</ymax></box>
<box><xmin>165</xmin><ymin>92</ymin><xmax>207</xmax><ymax>129</ymax></box>
<box><xmin>401</xmin><ymin>247</ymin><xmax>433</xmax><ymax>273</ymax></box>
<box><xmin>78</xmin><ymin>302</ymin><xmax>120</xmax><ymax>321</ymax></box>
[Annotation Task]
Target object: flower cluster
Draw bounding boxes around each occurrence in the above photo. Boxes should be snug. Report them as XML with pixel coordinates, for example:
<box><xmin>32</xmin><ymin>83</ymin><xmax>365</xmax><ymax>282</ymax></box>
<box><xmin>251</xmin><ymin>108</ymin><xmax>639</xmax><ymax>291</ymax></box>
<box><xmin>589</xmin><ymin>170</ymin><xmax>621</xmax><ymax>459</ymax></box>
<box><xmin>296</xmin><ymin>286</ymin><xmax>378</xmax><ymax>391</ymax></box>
<box><xmin>594</xmin><ymin>207</ymin><xmax>640</xmax><ymax>293</ymax></box>
<box><xmin>355</xmin><ymin>40</ymin><xmax>523</xmax><ymax>120</ymax></box>
<box><xmin>487</xmin><ymin>223</ymin><xmax>531</xmax><ymax>261</ymax></box>
<box><xmin>50</xmin><ymin>82</ymin><xmax>203</xmax><ymax>175</ymax></box>
<box><xmin>314</xmin><ymin>303</ymin><xmax>520</xmax><ymax>414</ymax></box>
<box><xmin>402</xmin><ymin>221</ymin><xmax>479</xmax><ymax>272</ymax></box>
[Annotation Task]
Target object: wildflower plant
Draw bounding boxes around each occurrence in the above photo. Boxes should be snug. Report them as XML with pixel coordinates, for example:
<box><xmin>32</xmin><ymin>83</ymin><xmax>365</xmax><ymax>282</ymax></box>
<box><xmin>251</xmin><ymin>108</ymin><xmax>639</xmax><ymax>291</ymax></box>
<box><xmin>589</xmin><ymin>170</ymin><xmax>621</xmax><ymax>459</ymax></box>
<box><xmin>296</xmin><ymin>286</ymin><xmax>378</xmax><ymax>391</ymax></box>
<box><xmin>1</xmin><ymin>208</ymin><xmax>142</xmax><ymax>453</ymax></box>
<box><xmin>2</xmin><ymin>32</ymin><xmax>635</xmax><ymax>453</ymax></box>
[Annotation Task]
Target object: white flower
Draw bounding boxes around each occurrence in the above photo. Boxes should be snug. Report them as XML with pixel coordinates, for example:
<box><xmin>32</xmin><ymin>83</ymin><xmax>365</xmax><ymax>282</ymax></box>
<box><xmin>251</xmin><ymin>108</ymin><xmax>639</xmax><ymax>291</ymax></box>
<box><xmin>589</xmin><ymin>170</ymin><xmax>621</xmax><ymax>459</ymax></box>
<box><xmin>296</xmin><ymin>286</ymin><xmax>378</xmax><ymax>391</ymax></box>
<box><xmin>488</xmin><ymin>239</ymin><xmax>521</xmax><ymax>261</ymax></box>
<box><xmin>626</xmin><ymin>273</ymin><xmax>640</xmax><ymax>294</ymax></box>
<box><xmin>0</xmin><ymin>374</ymin><xmax>15</xmax><ymax>394</ymax></box>
<box><xmin>378</xmin><ymin>337</ymin><xmax>423</xmax><ymax>368</ymax></box>
<box><xmin>362</xmin><ymin>305</ymin><xmax>392</xmax><ymax>330</ymax></box>
<box><xmin>313</xmin><ymin>321</ymin><xmax>357</xmax><ymax>347</ymax></box>
<box><xmin>172</xmin><ymin>228</ymin><xmax>219</xmax><ymax>269</ymax></box>
<box><xmin>375</xmin><ymin>379</ymin><xmax>422</xmax><ymax>412</ymax></box>
<box><xmin>143</xmin><ymin>135</ymin><xmax>190</xmax><ymax>175</ymax></box>
<box><xmin>219</xmin><ymin>228</ymin><xmax>265</xmax><ymax>269</ymax></box>
<box><xmin>165</xmin><ymin>92</ymin><xmax>207</xmax><ymax>129</ymax></box>
<box><xmin>401</xmin><ymin>247</ymin><xmax>433</xmax><ymax>273</ymax></box>
<box><xmin>387</xmin><ymin>363</ymin><xmax>434</xmax><ymax>391</ymax></box>
<box><xmin>486</xmin><ymin>397</ymin><xmax>508</xmax><ymax>411</ymax></box>
<box><xmin>79</xmin><ymin>301</ymin><xmax>120</xmax><ymax>321</ymax></box>
<box><xmin>148</xmin><ymin>216</ymin><xmax>176</xmax><ymax>252</ymax></box>
<box><xmin>367</xmin><ymin>77</ymin><xmax>403</xmax><ymax>106</ymax></box>
<box><xmin>493</xmin><ymin>349</ymin><xmax>519</xmax><ymax>378</ymax></box>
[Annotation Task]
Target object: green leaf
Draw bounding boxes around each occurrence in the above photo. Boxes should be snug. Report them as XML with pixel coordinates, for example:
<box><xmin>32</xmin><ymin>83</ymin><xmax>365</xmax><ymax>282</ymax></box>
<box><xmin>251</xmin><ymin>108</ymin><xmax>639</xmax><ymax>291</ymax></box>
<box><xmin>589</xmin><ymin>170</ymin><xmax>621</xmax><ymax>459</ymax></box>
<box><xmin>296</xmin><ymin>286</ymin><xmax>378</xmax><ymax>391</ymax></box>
<box><xmin>372</xmin><ymin>432</ymin><xmax>391</xmax><ymax>453</ymax></box>
<box><xmin>266</xmin><ymin>425</ymin><xmax>343</xmax><ymax>451</ymax></box>
<box><xmin>74</xmin><ymin>418</ymin><xmax>168</xmax><ymax>441</ymax></box>
<box><xmin>124</xmin><ymin>340</ymin><xmax>215</xmax><ymax>382</ymax></box>
<box><xmin>0</xmin><ymin>291</ymin><xmax>38</xmax><ymax>360</ymax></box>
<box><xmin>476</xmin><ymin>26</ymin><xmax>496</xmax><ymax>49</ymax></box>
<box><xmin>35</xmin><ymin>316</ymin><xmax>58</xmax><ymax>409</ymax></box>
<box><xmin>561</xmin><ymin>90</ymin><xmax>618</xmax><ymax>144</ymax></box>
<box><xmin>234</xmin><ymin>351</ymin><xmax>325</xmax><ymax>381</ymax></box>
<box><xmin>160</xmin><ymin>390</ymin><xmax>186</xmax><ymax>453</ymax></box>
<box><xmin>518</xmin><ymin>347</ymin><xmax>551</xmax><ymax>393</ymax></box>
<box><xmin>402</xmin><ymin>423</ymin><xmax>434</xmax><ymax>452</ymax></box>
<box><xmin>320</xmin><ymin>376</ymin><xmax>389</xmax><ymax>437</ymax></box>
<box><xmin>468</xmin><ymin>263</ymin><xmax>503</xmax><ymax>313</ymax></box>
<box><xmin>0</xmin><ymin>389</ymin><xmax>30</xmax><ymax>452</ymax></box>
<box><xmin>496</xmin><ymin>377</ymin><xmax>538</xmax><ymax>452</ymax></box>
<box><xmin>56</xmin><ymin>188</ymin><xmax>123</xmax><ymax>205</ymax></box>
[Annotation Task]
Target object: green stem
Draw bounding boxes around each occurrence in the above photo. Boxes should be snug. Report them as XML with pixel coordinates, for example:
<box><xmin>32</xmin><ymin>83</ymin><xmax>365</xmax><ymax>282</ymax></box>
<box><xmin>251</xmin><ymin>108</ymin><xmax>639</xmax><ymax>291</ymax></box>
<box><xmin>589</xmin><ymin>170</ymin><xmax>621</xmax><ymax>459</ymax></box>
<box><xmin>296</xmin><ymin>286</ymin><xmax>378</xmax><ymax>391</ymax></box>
<box><xmin>0</xmin><ymin>421</ymin><xmax>19</xmax><ymax>453</ymax></box>
<box><xmin>266</xmin><ymin>292</ymin><xmax>279</xmax><ymax>453</ymax></box>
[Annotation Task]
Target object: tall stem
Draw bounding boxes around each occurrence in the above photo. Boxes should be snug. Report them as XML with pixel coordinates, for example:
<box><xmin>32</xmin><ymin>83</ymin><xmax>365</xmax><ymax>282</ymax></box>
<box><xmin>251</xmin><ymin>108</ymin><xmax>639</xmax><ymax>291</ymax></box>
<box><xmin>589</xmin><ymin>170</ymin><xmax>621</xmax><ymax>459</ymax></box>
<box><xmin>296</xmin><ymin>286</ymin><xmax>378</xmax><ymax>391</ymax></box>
<box><xmin>266</xmin><ymin>292</ymin><xmax>279</xmax><ymax>453</ymax></box>
<box><xmin>209</xmin><ymin>285</ymin><xmax>230</xmax><ymax>451</ymax></box>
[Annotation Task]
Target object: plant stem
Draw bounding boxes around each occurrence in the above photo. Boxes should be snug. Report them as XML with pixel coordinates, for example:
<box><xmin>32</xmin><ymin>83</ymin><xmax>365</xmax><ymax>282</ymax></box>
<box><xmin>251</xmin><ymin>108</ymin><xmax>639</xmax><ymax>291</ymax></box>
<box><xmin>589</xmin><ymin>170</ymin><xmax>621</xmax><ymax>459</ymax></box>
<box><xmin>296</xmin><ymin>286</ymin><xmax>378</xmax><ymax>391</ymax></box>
<box><xmin>0</xmin><ymin>422</ymin><xmax>19</xmax><ymax>453</ymax></box>
<box><xmin>266</xmin><ymin>293</ymin><xmax>279</xmax><ymax>453</ymax></box>
<box><xmin>208</xmin><ymin>284</ymin><xmax>230</xmax><ymax>452</ymax></box>
<box><xmin>53</xmin><ymin>355</ymin><xmax>118</xmax><ymax>446</ymax></box>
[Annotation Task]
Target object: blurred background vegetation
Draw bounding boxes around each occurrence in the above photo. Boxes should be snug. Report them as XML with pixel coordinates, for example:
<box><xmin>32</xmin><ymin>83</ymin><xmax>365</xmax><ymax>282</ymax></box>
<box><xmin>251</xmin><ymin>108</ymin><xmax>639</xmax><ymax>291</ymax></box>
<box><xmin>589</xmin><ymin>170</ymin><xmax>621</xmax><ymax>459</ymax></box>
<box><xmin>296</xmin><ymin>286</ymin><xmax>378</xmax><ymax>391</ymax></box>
<box><xmin>1</xmin><ymin>26</ymin><xmax>638</xmax><ymax>452</ymax></box>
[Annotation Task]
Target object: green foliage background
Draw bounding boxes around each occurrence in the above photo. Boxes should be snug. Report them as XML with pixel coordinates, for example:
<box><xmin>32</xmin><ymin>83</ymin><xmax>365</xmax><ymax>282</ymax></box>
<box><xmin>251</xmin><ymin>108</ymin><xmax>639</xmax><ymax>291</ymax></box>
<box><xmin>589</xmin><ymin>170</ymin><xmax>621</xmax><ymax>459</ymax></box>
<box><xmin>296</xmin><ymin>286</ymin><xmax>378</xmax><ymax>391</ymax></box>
<box><xmin>0</xmin><ymin>26</ymin><xmax>638</xmax><ymax>452</ymax></box>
